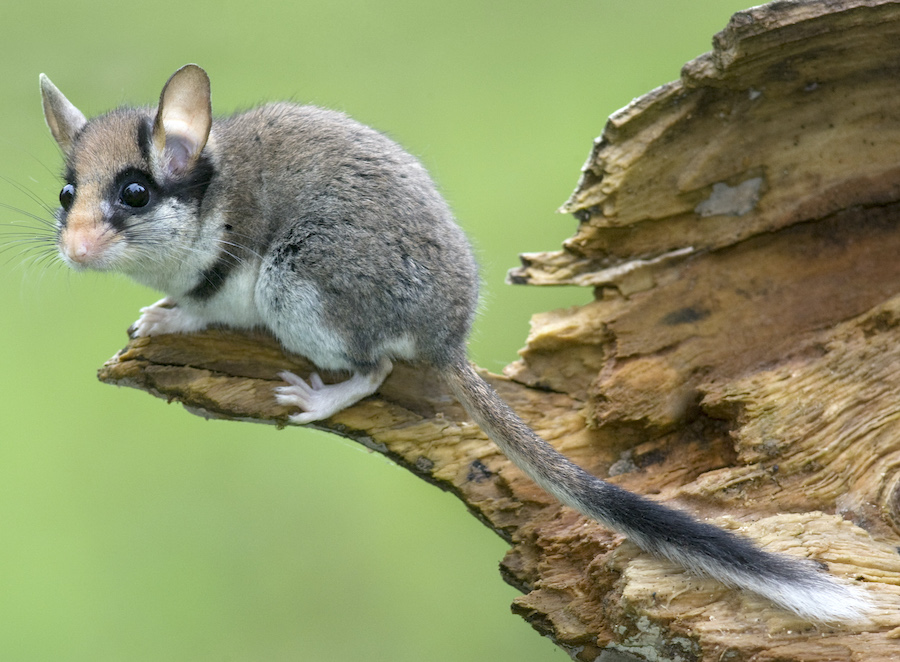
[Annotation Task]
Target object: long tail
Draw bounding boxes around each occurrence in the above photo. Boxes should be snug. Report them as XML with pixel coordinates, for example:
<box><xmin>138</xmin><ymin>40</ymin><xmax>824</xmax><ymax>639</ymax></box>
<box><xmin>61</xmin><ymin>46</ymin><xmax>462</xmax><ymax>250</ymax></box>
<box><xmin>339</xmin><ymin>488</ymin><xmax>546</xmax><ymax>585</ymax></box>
<box><xmin>442</xmin><ymin>357</ymin><xmax>869</xmax><ymax>623</ymax></box>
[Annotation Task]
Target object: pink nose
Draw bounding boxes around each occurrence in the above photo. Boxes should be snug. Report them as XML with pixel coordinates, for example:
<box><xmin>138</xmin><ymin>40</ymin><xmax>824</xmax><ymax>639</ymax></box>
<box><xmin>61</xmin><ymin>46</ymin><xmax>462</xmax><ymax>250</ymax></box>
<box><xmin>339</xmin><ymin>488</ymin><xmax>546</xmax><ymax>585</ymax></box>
<box><xmin>66</xmin><ymin>239</ymin><xmax>92</xmax><ymax>262</ymax></box>
<box><xmin>60</xmin><ymin>224</ymin><xmax>110</xmax><ymax>267</ymax></box>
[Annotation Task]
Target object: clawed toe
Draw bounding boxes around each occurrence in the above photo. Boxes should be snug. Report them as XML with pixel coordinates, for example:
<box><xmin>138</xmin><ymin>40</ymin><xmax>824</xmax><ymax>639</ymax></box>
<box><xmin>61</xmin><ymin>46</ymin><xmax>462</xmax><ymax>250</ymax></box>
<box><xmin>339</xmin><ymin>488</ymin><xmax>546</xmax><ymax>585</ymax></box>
<box><xmin>275</xmin><ymin>371</ymin><xmax>332</xmax><ymax>422</ymax></box>
<box><xmin>277</xmin><ymin>371</ymin><xmax>318</xmax><ymax>398</ymax></box>
<box><xmin>129</xmin><ymin>297</ymin><xmax>207</xmax><ymax>338</ymax></box>
<box><xmin>285</xmin><ymin>411</ymin><xmax>321</xmax><ymax>425</ymax></box>
<box><xmin>275</xmin><ymin>364</ymin><xmax>390</xmax><ymax>424</ymax></box>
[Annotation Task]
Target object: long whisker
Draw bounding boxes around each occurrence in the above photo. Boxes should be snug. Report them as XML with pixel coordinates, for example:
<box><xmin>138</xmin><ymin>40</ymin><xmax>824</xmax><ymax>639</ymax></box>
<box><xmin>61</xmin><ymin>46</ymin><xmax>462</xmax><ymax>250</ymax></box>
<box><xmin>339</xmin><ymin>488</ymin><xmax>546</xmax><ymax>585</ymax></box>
<box><xmin>118</xmin><ymin>213</ymin><xmax>264</xmax><ymax>263</ymax></box>
<box><xmin>0</xmin><ymin>174</ymin><xmax>58</xmax><ymax>217</ymax></box>
<box><xmin>0</xmin><ymin>204</ymin><xmax>57</xmax><ymax>229</ymax></box>
<box><xmin>216</xmin><ymin>238</ymin><xmax>263</xmax><ymax>261</ymax></box>
<box><xmin>0</xmin><ymin>238</ymin><xmax>59</xmax><ymax>267</ymax></box>
<box><xmin>0</xmin><ymin>237</ymin><xmax>54</xmax><ymax>250</ymax></box>
<box><xmin>0</xmin><ymin>182</ymin><xmax>59</xmax><ymax>272</ymax></box>
<box><xmin>25</xmin><ymin>150</ymin><xmax>63</xmax><ymax>181</ymax></box>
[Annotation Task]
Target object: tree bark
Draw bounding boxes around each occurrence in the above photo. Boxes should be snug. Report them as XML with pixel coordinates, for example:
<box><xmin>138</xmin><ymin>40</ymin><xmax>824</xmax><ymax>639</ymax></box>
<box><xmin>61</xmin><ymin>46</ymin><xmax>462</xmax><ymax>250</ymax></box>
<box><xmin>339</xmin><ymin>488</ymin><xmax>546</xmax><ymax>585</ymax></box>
<box><xmin>99</xmin><ymin>1</ymin><xmax>900</xmax><ymax>659</ymax></box>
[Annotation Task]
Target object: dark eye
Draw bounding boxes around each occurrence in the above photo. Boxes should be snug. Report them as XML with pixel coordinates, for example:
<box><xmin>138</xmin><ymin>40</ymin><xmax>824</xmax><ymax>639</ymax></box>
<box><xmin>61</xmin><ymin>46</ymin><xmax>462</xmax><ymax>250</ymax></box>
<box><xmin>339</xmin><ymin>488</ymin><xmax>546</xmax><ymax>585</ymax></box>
<box><xmin>59</xmin><ymin>184</ymin><xmax>75</xmax><ymax>211</ymax></box>
<box><xmin>120</xmin><ymin>182</ymin><xmax>150</xmax><ymax>208</ymax></box>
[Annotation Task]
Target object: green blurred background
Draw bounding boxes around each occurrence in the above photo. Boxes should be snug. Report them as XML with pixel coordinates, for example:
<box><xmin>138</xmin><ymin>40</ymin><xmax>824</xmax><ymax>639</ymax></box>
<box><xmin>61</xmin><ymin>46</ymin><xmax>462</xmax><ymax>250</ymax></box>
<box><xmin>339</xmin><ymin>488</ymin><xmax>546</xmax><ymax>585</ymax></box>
<box><xmin>1</xmin><ymin>1</ymin><xmax>749</xmax><ymax>660</ymax></box>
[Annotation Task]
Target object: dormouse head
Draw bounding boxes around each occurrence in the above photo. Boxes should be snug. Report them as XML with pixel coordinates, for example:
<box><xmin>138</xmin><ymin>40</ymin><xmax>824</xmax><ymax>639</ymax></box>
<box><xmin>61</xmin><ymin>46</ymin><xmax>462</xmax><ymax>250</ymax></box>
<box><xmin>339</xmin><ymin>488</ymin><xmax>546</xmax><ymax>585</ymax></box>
<box><xmin>40</xmin><ymin>65</ymin><xmax>213</xmax><ymax>273</ymax></box>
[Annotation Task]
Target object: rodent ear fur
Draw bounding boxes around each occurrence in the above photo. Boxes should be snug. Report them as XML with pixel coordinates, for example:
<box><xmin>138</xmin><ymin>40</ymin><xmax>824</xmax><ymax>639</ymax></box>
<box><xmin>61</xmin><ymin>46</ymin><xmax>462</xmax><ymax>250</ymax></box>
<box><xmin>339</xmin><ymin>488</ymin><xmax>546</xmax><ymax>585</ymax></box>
<box><xmin>39</xmin><ymin>74</ymin><xmax>87</xmax><ymax>156</ymax></box>
<box><xmin>152</xmin><ymin>64</ymin><xmax>212</xmax><ymax>179</ymax></box>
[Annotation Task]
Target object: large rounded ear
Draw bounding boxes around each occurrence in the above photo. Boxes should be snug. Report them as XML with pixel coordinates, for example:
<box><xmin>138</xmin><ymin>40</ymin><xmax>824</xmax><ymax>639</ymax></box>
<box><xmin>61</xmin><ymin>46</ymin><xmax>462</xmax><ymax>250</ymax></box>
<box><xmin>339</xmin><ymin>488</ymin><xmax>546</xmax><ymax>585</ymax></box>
<box><xmin>152</xmin><ymin>64</ymin><xmax>212</xmax><ymax>177</ymax></box>
<box><xmin>40</xmin><ymin>74</ymin><xmax>87</xmax><ymax>155</ymax></box>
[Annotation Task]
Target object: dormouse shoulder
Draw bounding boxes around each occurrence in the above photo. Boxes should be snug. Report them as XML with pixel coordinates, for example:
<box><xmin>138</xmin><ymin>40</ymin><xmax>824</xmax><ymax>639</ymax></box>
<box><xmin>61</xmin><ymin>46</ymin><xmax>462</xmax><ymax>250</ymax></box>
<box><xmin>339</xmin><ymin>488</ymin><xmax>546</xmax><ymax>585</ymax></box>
<box><xmin>209</xmin><ymin>100</ymin><xmax>425</xmax><ymax>184</ymax></box>
<box><xmin>217</xmin><ymin>101</ymin><xmax>382</xmax><ymax>139</ymax></box>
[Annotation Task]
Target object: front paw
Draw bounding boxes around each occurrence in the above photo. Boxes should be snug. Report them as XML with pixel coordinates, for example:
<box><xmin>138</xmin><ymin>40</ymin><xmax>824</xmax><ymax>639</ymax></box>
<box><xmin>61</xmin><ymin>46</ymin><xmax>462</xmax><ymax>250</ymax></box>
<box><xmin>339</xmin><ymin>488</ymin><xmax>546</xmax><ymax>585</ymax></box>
<box><xmin>129</xmin><ymin>298</ymin><xmax>207</xmax><ymax>338</ymax></box>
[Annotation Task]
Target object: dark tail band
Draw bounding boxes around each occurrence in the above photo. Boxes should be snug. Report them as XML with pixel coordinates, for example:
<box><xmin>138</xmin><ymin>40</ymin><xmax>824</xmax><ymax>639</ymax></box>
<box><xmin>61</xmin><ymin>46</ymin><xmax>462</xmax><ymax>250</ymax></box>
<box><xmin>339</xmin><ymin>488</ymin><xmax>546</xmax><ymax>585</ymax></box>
<box><xmin>441</xmin><ymin>357</ymin><xmax>868</xmax><ymax>623</ymax></box>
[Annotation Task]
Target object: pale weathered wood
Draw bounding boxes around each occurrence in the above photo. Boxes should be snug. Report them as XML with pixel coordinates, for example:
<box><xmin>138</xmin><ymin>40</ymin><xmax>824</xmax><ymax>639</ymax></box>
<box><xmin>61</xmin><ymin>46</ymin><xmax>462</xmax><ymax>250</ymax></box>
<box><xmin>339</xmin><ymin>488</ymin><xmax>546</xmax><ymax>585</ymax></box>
<box><xmin>99</xmin><ymin>1</ymin><xmax>900</xmax><ymax>659</ymax></box>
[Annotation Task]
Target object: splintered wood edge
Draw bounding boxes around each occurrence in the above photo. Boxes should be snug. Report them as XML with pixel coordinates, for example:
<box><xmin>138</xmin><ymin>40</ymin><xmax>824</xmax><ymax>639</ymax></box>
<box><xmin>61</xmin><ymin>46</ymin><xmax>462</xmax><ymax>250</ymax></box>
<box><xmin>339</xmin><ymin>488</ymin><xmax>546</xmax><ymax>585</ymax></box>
<box><xmin>509</xmin><ymin>0</ymin><xmax>900</xmax><ymax>290</ymax></box>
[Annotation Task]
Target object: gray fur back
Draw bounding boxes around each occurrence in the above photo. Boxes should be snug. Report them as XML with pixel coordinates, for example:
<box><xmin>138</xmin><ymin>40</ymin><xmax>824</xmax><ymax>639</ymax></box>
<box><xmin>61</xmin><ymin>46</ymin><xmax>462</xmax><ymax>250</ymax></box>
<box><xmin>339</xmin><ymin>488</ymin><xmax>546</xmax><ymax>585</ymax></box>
<box><xmin>208</xmin><ymin>103</ymin><xmax>480</xmax><ymax>370</ymax></box>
